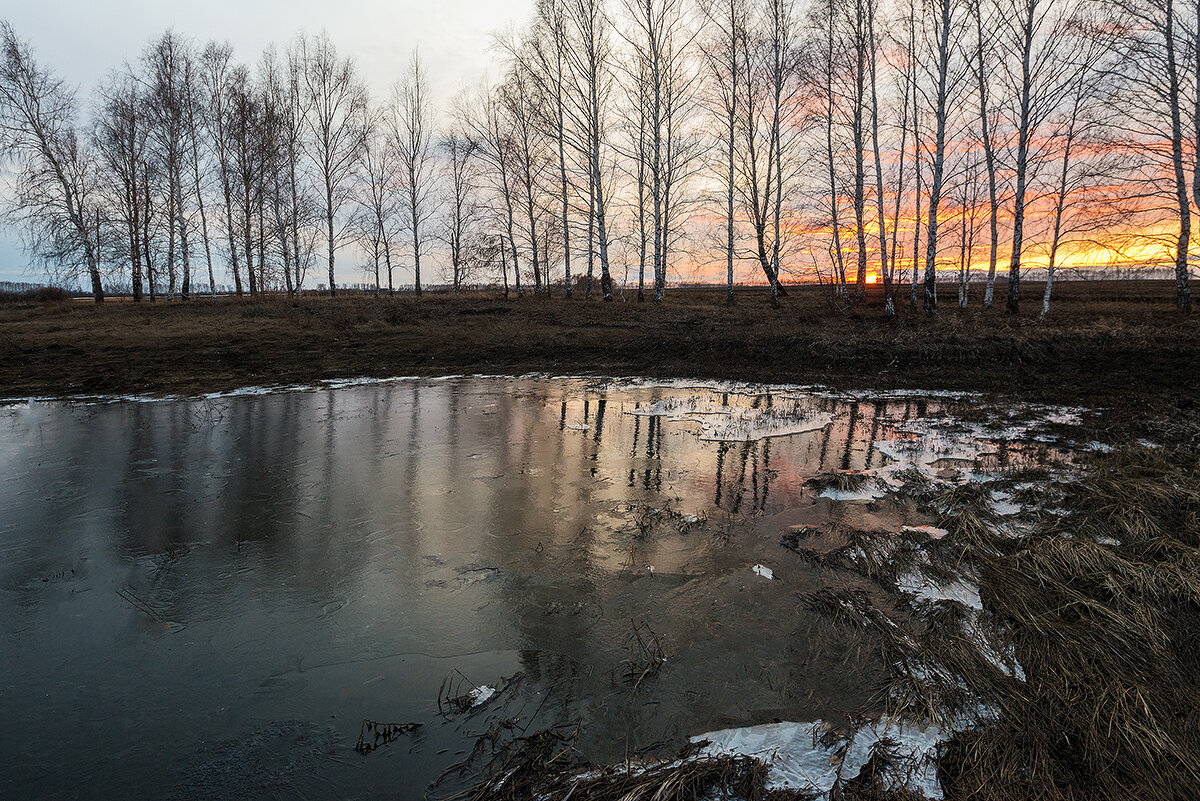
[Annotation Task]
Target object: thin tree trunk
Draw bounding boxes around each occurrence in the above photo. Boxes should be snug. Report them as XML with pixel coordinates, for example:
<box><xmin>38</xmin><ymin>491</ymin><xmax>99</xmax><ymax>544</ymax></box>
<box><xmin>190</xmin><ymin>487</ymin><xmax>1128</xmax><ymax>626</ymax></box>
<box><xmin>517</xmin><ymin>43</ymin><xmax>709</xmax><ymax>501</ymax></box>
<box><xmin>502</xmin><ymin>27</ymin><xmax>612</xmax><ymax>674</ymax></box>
<box><xmin>726</xmin><ymin>0</ymin><xmax>737</xmax><ymax>307</ymax></box>
<box><xmin>923</xmin><ymin>0</ymin><xmax>954</xmax><ymax>316</ymax></box>
<box><xmin>974</xmin><ymin>0</ymin><xmax>1000</xmax><ymax>309</ymax></box>
<box><xmin>826</xmin><ymin>0</ymin><xmax>847</xmax><ymax>301</ymax></box>
<box><xmin>586</xmin><ymin>164</ymin><xmax>595</xmax><ymax>298</ymax></box>
<box><xmin>867</xmin><ymin>0</ymin><xmax>890</xmax><ymax>314</ymax></box>
<box><xmin>326</xmin><ymin>172</ymin><xmax>337</xmax><ymax>296</ymax></box>
<box><xmin>1168</xmin><ymin>0</ymin><xmax>1192</xmax><ymax>311</ymax></box>
<box><xmin>176</xmin><ymin>166</ymin><xmax>191</xmax><ymax>301</ymax></box>
<box><xmin>556</xmin><ymin>35</ymin><xmax>572</xmax><ymax>299</ymax></box>
<box><xmin>188</xmin><ymin>124</ymin><xmax>215</xmax><ymax>295</ymax></box>
<box><xmin>852</xmin><ymin>0</ymin><xmax>869</xmax><ymax>302</ymax></box>
<box><xmin>1006</xmin><ymin>0</ymin><xmax>1036</xmax><ymax>314</ymax></box>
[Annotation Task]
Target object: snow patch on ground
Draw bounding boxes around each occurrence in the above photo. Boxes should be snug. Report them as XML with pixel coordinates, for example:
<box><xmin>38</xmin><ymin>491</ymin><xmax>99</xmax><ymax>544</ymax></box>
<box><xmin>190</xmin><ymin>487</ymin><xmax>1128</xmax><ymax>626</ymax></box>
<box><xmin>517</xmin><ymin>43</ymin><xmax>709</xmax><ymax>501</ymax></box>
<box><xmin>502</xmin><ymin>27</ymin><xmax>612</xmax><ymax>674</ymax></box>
<box><xmin>897</xmin><ymin>572</ymin><xmax>983</xmax><ymax>610</ymax></box>
<box><xmin>694</xmin><ymin>718</ymin><xmax>945</xmax><ymax>799</ymax></box>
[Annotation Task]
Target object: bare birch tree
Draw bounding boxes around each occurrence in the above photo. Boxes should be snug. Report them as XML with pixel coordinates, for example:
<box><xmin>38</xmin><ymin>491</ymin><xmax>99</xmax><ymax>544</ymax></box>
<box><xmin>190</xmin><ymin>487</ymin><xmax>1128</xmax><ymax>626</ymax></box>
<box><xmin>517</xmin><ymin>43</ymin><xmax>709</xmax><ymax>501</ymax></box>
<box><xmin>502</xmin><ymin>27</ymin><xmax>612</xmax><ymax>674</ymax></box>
<box><xmin>299</xmin><ymin>32</ymin><xmax>367</xmax><ymax>297</ymax></box>
<box><xmin>563</xmin><ymin>0</ymin><xmax>616</xmax><ymax>301</ymax></box>
<box><xmin>94</xmin><ymin>70</ymin><xmax>149</xmax><ymax>300</ymax></box>
<box><xmin>390</xmin><ymin>52</ymin><xmax>436</xmax><ymax>295</ymax></box>
<box><xmin>701</xmin><ymin>0</ymin><xmax>748</xmax><ymax>305</ymax></box>
<box><xmin>0</xmin><ymin>22</ymin><xmax>105</xmax><ymax>300</ymax></box>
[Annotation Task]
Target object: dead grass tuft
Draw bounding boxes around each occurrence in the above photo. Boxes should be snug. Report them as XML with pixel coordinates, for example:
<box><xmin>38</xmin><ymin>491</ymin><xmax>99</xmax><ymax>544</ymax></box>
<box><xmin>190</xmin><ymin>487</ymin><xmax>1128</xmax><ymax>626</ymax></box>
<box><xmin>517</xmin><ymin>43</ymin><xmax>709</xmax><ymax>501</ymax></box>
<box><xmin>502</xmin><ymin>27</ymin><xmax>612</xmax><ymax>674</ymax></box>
<box><xmin>445</xmin><ymin>727</ymin><xmax>781</xmax><ymax>801</ymax></box>
<box><xmin>794</xmin><ymin>444</ymin><xmax>1200</xmax><ymax>800</ymax></box>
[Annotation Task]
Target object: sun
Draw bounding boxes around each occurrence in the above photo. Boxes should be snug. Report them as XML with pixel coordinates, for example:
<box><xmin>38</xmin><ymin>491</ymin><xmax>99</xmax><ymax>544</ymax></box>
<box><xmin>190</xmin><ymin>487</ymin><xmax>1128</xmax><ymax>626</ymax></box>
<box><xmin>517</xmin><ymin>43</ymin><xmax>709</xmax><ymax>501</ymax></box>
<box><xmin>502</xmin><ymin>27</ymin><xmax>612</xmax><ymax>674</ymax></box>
<box><xmin>865</xmin><ymin>274</ymin><xmax>879</xmax><ymax>285</ymax></box>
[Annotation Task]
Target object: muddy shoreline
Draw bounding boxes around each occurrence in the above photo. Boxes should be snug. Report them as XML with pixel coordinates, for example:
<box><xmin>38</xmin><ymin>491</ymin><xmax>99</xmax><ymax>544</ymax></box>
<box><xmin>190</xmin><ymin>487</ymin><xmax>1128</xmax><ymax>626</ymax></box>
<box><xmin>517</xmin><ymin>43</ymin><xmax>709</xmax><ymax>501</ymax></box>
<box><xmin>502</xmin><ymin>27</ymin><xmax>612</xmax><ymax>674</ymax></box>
<box><xmin>2</xmin><ymin>284</ymin><xmax>1197</xmax><ymax>442</ymax></box>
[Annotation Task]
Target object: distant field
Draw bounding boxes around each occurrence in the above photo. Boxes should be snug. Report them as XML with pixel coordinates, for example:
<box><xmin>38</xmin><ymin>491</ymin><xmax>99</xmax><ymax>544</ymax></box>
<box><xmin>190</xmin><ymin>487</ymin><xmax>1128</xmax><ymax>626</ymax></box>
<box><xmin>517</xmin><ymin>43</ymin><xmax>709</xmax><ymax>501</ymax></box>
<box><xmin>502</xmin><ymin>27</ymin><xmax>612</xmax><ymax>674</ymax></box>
<box><xmin>2</xmin><ymin>279</ymin><xmax>1197</xmax><ymax>438</ymax></box>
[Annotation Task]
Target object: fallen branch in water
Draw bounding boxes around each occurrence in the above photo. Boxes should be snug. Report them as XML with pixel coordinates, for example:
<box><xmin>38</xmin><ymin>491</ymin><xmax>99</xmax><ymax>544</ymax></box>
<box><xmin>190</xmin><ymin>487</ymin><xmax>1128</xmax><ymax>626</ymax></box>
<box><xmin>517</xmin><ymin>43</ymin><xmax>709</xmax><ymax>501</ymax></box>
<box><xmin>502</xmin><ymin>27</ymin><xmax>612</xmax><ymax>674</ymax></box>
<box><xmin>355</xmin><ymin>719</ymin><xmax>421</xmax><ymax>755</ymax></box>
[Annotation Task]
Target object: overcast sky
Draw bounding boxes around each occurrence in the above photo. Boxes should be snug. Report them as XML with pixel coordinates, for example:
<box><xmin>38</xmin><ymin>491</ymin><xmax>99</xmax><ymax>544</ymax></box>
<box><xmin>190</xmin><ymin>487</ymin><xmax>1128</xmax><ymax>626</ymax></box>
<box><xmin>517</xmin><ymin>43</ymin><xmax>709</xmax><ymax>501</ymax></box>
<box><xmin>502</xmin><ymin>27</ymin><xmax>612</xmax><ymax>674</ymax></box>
<box><xmin>0</xmin><ymin>0</ymin><xmax>535</xmax><ymax>285</ymax></box>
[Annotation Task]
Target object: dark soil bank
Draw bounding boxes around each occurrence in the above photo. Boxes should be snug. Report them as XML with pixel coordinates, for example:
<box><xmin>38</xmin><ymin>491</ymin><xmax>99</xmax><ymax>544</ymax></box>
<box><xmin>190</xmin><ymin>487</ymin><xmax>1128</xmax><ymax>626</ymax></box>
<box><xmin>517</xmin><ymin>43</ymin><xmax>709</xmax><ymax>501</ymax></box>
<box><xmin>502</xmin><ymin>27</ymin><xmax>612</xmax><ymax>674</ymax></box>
<box><xmin>3</xmin><ymin>281</ymin><xmax>1197</xmax><ymax>438</ymax></box>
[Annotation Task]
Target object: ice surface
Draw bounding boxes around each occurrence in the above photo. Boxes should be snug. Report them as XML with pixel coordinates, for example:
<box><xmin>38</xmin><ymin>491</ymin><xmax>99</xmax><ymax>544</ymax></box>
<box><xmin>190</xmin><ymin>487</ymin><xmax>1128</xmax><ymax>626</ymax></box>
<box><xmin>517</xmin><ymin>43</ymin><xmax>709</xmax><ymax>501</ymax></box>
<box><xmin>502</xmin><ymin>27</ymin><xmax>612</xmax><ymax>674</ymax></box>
<box><xmin>820</xmin><ymin>482</ymin><xmax>887</xmax><ymax>502</ymax></box>
<box><xmin>626</xmin><ymin>397</ymin><xmax>833</xmax><ymax>442</ymax></box>
<box><xmin>903</xmin><ymin>525</ymin><xmax>949</xmax><ymax>539</ymax></box>
<box><xmin>694</xmin><ymin>717</ymin><xmax>945</xmax><ymax>799</ymax></box>
<box><xmin>897</xmin><ymin>572</ymin><xmax>983</xmax><ymax>610</ymax></box>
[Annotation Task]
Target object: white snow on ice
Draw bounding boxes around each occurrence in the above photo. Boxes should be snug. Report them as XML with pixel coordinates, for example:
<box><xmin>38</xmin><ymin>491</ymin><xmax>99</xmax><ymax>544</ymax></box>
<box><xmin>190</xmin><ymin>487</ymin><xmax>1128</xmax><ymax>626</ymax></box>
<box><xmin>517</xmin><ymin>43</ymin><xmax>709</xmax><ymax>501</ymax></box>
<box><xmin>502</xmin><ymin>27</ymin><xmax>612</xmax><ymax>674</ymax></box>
<box><xmin>694</xmin><ymin>718</ymin><xmax>945</xmax><ymax>799</ymax></box>
<box><xmin>467</xmin><ymin>685</ymin><xmax>496</xmax><ymax>707</ymax></box>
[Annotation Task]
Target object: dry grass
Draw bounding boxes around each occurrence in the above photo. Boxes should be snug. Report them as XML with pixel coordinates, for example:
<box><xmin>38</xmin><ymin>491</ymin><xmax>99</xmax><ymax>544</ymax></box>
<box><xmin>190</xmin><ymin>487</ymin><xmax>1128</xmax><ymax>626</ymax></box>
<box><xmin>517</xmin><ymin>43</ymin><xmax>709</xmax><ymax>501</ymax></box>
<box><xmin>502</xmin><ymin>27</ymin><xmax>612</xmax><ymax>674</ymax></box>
<box><xmin>941</xmin><ymin>445</ymin><xmax>1200</xmax><ymax>801</ymax></box>
<box><xmin>810</xmin><ymin>471</ymin><xmax>875</xmax><ymax>493</ymax></box>
<box><xmin>443</xmin><ymin>726</ymin><xmax>779</xmax><ymax>801</ymax></box>
<box><xmin>798</xmin><ymin>445</ymin><xmax>1200</xmax><ymax>801</ymax></box>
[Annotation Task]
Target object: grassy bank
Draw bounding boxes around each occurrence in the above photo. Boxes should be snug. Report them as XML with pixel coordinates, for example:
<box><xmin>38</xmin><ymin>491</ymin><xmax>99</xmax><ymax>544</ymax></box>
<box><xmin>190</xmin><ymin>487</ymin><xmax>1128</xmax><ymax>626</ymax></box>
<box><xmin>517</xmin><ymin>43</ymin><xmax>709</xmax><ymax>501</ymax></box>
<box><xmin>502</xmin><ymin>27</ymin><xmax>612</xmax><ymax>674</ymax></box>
<box><xmin>2</xmin><ymin>280</ymin><xmax>1197</xmax><ymax>434</ymax></box>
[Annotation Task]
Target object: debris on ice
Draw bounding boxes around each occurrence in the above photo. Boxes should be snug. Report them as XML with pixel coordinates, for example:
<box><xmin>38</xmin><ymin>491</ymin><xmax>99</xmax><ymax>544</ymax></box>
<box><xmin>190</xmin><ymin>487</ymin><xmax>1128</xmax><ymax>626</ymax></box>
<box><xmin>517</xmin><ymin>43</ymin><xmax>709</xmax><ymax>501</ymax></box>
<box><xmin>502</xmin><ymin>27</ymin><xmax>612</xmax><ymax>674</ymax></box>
<box><xmin>467</xmin><ymin>685</ymin><xmax>495</xmax><ymax>707</ymax></box>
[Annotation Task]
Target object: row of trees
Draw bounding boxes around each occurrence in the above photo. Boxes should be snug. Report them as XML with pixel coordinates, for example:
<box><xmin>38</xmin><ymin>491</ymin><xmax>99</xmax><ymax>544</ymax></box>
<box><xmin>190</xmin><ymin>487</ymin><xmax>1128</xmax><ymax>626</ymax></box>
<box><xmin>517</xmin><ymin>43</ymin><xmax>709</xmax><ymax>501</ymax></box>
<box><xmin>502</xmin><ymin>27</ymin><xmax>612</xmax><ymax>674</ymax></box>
<box><xmin>0</xmin><ymin>0</ymin><xmax>1197</xmax><ymax>314</ymax></box>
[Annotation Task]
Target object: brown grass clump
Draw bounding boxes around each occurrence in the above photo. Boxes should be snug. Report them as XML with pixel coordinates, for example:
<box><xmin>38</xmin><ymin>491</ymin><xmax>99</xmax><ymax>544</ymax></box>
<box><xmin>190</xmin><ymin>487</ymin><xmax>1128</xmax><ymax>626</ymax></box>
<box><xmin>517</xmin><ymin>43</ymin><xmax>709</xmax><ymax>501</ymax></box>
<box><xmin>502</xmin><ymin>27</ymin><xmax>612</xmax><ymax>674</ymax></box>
<box><xmin>784</xmin><ymin>525</ymin><xmax>927</xmax><ymax>588</ymax></box>
<box><xmin>810</xmin><ymin>471</ymin><xmax>874</xmax><ymax>494</ymax></box>
<box><xmin>1049</xmin><ymin>445</ymin><xmax>1200</xmax><ymax>545</ymax></box>
<box><xmin>795</xmin><ymin>445</ymin><xmax>1200</xmax><ymax>801</ymax></box>
<box><xmin>445</xmin><ymin>726</ymin><xmax>781</xmax><ymax>801</ymax></box>
<box><xmin>0</xmin><ymin>284</ymin><xmax>71</xmax><ymax>303</ymax></box>
<box><xmin>940</xmin><ymin>445</ymin><xmax>1200</xmax><ymax>801</ymax></box>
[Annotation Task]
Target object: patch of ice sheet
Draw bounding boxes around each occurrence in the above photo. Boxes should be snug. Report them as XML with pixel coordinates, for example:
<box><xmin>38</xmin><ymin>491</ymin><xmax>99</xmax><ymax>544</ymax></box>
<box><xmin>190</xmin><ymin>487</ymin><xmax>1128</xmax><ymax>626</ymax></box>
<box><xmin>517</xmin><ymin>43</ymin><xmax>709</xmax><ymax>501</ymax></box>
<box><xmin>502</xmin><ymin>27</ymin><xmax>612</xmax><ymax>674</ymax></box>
<box><xmin>467</xmin><ymin>685</ymin><xmax>495</xmax><ymax>707</ymax></box>
<box><xmin>903</xmin><ymin>524</ymin><xmax>949</xmax><ymax>539</ymax></box>
<box><xmin>595</xmin><ymin>375</ymin><xmax>983</xmax><ymax>402</ymax></box>
<box><xmin>897</xmin><ymin>572</ymin><xmax>983</xmax><ymax>610</ymax></box>
<box><xmin>820</xmin><ymin>484</ymin><xmax>887</xmax><ymax>502</ymax></box>
<box><xmin>321</xmin><ymin>376</ymin><xmax>416</xmax><ymax>390</ymax></box>
<box><xmin>593</xmin><ymin>376</ymin><xmax>800</xmax><ymax>399</ymax></box>
<box><xmin>200</xmin><ymin>385</ymin><xmax>301</xmax><ymax>399</ymax></box>
<box><xmin>989</xmin><ymin>492</ymin><xmax>1023</xmax><ymax>517</ymax></box>
<box><xmin>752</xmin><ymin>564</ymin><xmax>774</xmax><ymax>580</ymax></box>
<box><xmin>694</xmin><ymin>718</ymin><xmax>945</xmax><ymax>799</ymax></box>
<box><xmin>564</xmin><ymin>422</ymin><xmax>590</xmax><ymax>431</ymax></box>
<box><xmin>699</xmin><ymin>409</ymin><xmax>834</xmax><ymax>442</ymax></box>
<box><xmin>816</xmin><ymin>388</ymin><xmax>982</xmax><ymax>404</ymax></box>
<box><xmin>627</xmin><ymin>397</ymin><xmax>832</xmax><ymax>442</ymax></box>
<box><xmin>872</xmin><ymin>402</ymin><xmax>1086</xmax><ymax>486</ymax></box>
<box><xmin>881</xmin><ymin>429</ymin><xmax>998</xmax><ymax>465</ymax></box>
<box><xmin>626</xmin><ymin>396</ymin><xmax>732</xmax><ymax>418</ymax></box>
<box><xmin>1044</xmin><ymin>408</ymin><xmax>1085</xmax><ymax>426</ymax></box>
<box><xmin>967</xmin><ymin>620</ymin><xmax>1026</xmax><ymax>681</ymax></box>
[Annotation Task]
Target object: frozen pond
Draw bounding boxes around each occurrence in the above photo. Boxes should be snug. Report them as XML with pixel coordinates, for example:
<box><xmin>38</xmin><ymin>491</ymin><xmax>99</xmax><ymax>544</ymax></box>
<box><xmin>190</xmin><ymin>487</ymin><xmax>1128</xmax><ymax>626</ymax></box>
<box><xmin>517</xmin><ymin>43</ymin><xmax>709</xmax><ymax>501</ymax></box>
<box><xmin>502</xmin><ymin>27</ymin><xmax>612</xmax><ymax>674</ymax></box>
<box><xmin>0</xmin><ymin>376</ymin><xmax>1080</xmax><ymax>799</ymax></box>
